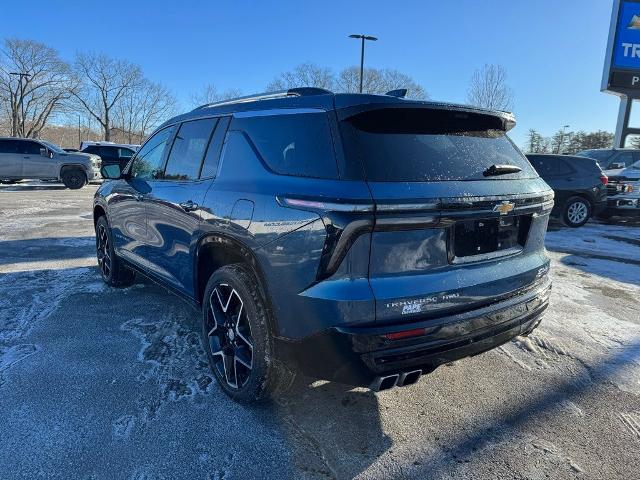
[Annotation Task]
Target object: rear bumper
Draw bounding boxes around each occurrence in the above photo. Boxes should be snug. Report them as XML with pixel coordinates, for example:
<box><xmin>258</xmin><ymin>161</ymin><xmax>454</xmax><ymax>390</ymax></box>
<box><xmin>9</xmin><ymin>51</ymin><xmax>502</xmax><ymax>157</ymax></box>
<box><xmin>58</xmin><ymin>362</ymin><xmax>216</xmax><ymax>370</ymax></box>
<box><xmin>274</xmin><ymin>277</ymin><xmax>551</xmax><ymax>388</ymax></box>
<box><xmin>605</xmin><ymin>197</ymin><xmax>640</xmax><ymax>216</ymax></box>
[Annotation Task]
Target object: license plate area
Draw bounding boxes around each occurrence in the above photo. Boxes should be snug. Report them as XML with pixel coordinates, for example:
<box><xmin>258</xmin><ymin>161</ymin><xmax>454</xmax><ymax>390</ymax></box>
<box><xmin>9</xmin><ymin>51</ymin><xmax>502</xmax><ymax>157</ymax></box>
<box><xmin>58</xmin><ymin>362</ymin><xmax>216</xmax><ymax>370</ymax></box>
<box><xmin>453</xmin><ymin>215</ymin><xmax>531</xmax><ymax>258</ymax></box>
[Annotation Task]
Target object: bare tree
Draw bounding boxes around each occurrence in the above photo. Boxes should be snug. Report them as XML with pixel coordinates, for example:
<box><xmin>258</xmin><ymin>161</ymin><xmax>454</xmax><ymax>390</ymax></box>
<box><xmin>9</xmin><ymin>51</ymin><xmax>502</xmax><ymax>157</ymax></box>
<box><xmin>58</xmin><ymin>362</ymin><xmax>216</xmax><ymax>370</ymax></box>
<box><xmin>115</xmin><ymin>79</ymin><xmax>177</xmax><ymax>143</ymax></box>
<box><xmin>266</xmin><ymin>63</ymin><xmax>335</xmax><ymax>91</ymax></box>
<box><xmin>336</xmin><ymin>66</ymin><xmax>427</xmax><ymax>99</ymax></box>
<box><xmin>72</xmin><ymin>52</ymin><xmax>143</xmax><ymax>141</ymax></box>
<box><xmin>466</xmin><ymin>64</ymin><xmax>514</xmax><ymax>111</ymax></box>
<box><xmin>265</xmin><ymin>63</ymin><xmax>427</xmax><ymax>99</ymax></box>
<box><xmin>190</xmin><ymin>83</ymin><xmax>243</xmax><ymax>107</ymax></box>
<box><xmin>0</xmin><ymin>38</ymin><xmax>75</xmax><ymax>138</ymax></box>
<box><xmin>526</xmin><ymin>129</ymin><xmax>548</xmax><ymax>153</ymax></box>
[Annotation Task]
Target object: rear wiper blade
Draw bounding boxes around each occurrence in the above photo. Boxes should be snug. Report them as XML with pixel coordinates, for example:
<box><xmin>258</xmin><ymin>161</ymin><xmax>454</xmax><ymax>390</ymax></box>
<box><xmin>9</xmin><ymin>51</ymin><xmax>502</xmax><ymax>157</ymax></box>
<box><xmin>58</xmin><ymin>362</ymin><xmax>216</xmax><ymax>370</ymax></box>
<box><xmin>483</xmin><ymin>164</ymin><xmax>522</xmax><ymax>177</ymax></box>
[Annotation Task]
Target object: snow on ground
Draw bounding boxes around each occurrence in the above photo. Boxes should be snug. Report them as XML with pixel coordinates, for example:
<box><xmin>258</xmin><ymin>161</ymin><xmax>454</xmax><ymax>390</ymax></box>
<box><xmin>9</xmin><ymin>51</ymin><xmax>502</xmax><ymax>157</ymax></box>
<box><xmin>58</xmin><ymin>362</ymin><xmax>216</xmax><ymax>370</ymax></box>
<box><xmin>0</xmin><ymin>184</ymin><xmax>639</xmax><ymax>479</ymax></box>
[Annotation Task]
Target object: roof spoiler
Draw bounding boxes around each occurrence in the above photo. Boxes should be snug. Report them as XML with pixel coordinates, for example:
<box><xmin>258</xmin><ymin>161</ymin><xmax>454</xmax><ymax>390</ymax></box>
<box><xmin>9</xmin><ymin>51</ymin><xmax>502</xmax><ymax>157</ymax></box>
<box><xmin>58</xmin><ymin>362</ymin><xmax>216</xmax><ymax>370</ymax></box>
<box><xmin>385</xmin><ymin>89</ymin><xmax>407</xmax><ymax>98</ymax></box>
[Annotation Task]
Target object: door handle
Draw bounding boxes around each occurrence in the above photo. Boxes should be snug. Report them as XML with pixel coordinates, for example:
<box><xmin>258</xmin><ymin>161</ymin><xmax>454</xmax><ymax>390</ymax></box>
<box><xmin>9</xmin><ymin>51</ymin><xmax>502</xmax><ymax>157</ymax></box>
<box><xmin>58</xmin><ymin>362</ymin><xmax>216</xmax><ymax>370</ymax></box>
<box><xmin>134</xmin><ymin>193</ymin><xmax>144</xmax><ymax>202</ymax></box>
<box><xmin>179</xmin><ymin>200</ymin><xmax>199</xmax><ymax>212</ymax></box>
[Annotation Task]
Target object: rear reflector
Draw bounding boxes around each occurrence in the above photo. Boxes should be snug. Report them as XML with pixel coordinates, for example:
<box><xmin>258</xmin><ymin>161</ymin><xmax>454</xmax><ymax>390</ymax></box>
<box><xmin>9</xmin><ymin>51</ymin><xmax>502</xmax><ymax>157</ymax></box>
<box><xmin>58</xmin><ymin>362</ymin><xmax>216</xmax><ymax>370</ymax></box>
<box><xmin>385</xmin><ymin>328</ymin><xmax>426</xmax><ymax>341</ymax></box>
<box><xmin>600</xmin><ymin>175</ymin><xmax>608</xmax><ymax>185</ymax></box>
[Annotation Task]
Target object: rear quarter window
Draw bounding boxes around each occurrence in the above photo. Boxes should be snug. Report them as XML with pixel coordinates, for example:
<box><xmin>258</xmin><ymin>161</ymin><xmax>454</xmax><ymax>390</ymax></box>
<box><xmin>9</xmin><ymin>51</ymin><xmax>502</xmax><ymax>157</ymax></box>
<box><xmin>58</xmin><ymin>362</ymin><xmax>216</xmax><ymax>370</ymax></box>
<box><xmin>232</xmin><ymin>111</ymin><xmax>338</xmax><ymax>179</ymax></box>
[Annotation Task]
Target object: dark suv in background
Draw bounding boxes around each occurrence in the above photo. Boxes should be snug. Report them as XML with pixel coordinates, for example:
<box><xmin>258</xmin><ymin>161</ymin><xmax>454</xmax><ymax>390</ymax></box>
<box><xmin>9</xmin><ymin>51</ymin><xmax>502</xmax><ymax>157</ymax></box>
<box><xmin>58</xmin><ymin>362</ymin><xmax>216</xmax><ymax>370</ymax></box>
<box><xmin>526</xmin><ymin>154</ymin><xmax>608</xmax><ymax>227</ymax></box>
<box><xmin>95</xmin><ymin>88</ymin><xmax>553</xmax><ymax>403</ymax></box>
<box><xmin>80</xmin><ymin>142</ymin><xmax>138</xmax><ymax>170</ymax></box>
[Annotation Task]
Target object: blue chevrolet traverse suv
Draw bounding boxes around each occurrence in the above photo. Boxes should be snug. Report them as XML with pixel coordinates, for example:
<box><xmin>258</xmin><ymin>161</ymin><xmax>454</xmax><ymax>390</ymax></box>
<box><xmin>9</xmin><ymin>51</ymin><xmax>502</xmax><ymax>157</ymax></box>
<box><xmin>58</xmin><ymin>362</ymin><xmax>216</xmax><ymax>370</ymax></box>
<box><xmin>94</xmin><ymin>88</ymin><xmax>553</xmax><ymax>403</ymax></box>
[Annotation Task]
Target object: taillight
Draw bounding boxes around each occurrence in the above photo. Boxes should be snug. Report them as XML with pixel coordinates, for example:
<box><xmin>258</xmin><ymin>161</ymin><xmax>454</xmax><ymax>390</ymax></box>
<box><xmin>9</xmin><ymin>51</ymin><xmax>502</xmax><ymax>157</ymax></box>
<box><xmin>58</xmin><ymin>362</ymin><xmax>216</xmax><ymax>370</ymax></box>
<box><xmin>600</xmin><ymin>175</ymin><xmax>608</xmax><ymax>185</ymax></box>
<box><xmin>277</xmin><ymin>196</ymin><xmax>374</xmax><ymax>280</ymax></box>
<box><xmin>385</xmin><ymin>328</ymin><xmax>427</xmax><ymax>341</ymax></box>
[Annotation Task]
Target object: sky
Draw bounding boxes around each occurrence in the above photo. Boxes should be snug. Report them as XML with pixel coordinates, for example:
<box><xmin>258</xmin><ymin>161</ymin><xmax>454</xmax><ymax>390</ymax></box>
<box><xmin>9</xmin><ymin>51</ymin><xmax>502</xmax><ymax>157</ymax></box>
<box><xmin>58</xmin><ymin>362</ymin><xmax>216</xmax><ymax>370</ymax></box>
<box><xmin>0</xmin><ymin>0</ymin><xmax>622</xmax><ymax>148</ymax></box>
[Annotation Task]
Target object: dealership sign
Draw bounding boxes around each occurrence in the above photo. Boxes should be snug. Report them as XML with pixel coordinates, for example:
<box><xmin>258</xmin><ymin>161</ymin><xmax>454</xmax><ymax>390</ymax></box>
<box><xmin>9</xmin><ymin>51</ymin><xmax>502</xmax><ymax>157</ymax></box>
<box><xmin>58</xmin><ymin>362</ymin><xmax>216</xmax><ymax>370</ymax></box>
<box><xmin>603</xmin><ymin>0</ymin><xmax>640</xmax><ymax>95</ymax></box>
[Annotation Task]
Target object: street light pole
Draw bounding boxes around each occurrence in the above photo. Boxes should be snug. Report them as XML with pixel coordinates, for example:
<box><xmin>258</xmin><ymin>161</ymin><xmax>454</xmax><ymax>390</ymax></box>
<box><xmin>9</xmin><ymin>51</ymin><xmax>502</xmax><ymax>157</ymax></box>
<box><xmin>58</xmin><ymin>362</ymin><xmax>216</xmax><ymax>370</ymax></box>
<box><xmin>558</xmin><ymin>124</ymin><xmax>570</xmax><ymax>154</ymax></box>
<box><xmin>348</xmin><ymin>34</ymin><xmax>378</xmax><ymax>93</ymax></box>
<box><xmin>9</xmin><ymin>72</ymin><xmax>32</xmax><ymax>137</ymax></box>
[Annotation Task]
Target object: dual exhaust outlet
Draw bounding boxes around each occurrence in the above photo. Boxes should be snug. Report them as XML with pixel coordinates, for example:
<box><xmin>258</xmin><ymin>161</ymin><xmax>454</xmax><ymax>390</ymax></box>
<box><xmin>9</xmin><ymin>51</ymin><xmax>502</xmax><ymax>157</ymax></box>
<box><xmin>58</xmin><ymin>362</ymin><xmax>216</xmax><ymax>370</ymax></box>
<box><xmin>370</xmin><ymin>369</ymin><xmax>422</xmax><ymax>392</ymax></box>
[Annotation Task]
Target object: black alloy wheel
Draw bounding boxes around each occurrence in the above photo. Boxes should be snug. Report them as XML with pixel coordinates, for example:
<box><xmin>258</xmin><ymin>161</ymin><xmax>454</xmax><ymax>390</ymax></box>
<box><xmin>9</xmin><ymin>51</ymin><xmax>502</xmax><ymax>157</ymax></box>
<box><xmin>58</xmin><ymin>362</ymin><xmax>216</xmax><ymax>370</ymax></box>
<box><xmin>205</xmin><ymin>283</ymin><xmax>254</xmax><ymax>390</ymax></box>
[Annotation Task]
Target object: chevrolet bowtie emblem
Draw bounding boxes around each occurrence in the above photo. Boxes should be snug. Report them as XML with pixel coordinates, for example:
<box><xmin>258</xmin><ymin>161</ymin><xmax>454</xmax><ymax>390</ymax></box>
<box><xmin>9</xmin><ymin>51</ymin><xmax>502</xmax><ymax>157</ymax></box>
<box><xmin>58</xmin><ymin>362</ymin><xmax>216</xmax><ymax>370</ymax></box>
<box><xmin>493</xmin><ymin>201</ymin><xmax>515</xmax><ymax>215</ymax></box>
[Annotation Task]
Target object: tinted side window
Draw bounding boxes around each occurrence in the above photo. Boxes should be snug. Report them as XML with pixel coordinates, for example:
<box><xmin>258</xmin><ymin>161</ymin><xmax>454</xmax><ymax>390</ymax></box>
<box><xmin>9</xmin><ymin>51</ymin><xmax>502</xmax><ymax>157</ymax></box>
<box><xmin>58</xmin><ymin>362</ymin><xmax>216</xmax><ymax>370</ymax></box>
<box><xmin>164</xmin><ymin>118</ymin><xmax>217</xmax><ymax>181</ymax></box>
<box><xmin>200</xmin><ymin>117</ymin><xmax>230</xmax><ymax>178</ymax></box>
<box><xmin>99</xmin><ymin>146</ymin><xmax>118</xmax><ymax>159</ymax></box>
<box><xmin>614</xmin><ymin>152</ymin><xmax>635</xmax><ymax>167</ymax></box>
<box><xmin>552</xmin><ymin>159</ymin><xmax>573</xmax><ymax>175</ymax></box>
<box><xmin>131</xmin><ymin>127</ymin><xmax>175</xmax><ymax>179</ymax></box>
<box><xmin>529</xmin><ymin>156</ymin><xmax>571</xmax><ymax>177</ymax></box>
<box><xmin>119</xmin><ymin>148</ymin><xmax>135</xmax><ymax>159</ymax></box>
<box><xmin>83</xmin><ymin>145</ymin><xmax>98</xmax><ymax>155</ymax></box>
<box><xmin>0</xmin><ymin>139</ymin><xmax>18</xmax><ymax>154</ymax></box>
<box><xmin>19</xmin><ymin>141</ymin><xmax>42</xmax><ymax>155</ymax></box>
<box><xmin>234</xmin><ymin>112</ymin><xmax>338</xmax><ymax>178</ymax></box>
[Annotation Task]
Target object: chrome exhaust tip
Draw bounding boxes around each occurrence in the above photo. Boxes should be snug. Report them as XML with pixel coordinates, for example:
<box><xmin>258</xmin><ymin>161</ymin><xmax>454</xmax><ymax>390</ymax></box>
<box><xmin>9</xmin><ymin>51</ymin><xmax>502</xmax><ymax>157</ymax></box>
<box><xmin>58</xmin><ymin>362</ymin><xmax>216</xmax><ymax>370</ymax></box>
<box><xmin>370</xmin><ymin>374</ymin><xmax>399</xmax><ymax>392</ymax></box>
<box><xmin>398</xmin><ymin>369</ymin><xmax>422</xmax><ymax>387</ymax></box>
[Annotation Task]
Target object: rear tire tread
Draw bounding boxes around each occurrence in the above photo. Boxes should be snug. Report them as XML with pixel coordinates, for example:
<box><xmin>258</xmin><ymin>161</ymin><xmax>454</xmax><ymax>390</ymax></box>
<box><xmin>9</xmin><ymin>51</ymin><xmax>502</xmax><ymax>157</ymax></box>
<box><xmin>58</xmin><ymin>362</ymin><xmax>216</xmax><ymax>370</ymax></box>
<box><xmin>202</xmin><ymin>264</ymin><xmax>294</xmax><ymax>404</ymax></box>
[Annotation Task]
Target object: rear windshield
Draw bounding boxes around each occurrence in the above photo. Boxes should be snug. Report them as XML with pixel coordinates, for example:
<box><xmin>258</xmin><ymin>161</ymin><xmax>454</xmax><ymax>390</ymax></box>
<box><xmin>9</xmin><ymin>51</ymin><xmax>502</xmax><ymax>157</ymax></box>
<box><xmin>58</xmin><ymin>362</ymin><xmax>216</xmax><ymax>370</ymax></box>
<box><xmin>340</xmin><ymin>108</ymin><xmax>537</xmax><ymax>182</ymax></box>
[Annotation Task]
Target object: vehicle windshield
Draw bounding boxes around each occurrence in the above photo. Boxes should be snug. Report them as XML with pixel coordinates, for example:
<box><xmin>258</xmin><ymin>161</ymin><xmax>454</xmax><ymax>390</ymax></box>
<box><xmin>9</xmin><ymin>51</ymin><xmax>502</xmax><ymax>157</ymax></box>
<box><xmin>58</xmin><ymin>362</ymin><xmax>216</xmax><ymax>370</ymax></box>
<box><xmin>576</xmin><ymin>149</ymin><xmax>613</xmax><ymax>167</ymax></box>
<box><xmin>40</xmin><ymin>140</ymin><xmax>65</xmax><ymax>154</ymax></box>
<box><xmin>340</xmin><ymin>107</ymin><xmax>537</xmax><ymax>182</ymax></box>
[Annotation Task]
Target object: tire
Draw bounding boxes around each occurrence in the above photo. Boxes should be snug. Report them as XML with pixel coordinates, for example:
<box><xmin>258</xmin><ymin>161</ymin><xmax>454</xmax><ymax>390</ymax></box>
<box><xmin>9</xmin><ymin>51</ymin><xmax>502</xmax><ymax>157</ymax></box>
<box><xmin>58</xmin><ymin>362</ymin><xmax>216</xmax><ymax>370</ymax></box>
<box><xmin>201</xmin><ymin>264</ymin><xmax>294</xmax><ymax>404</ymax></box>
<box><xmin>61</xmin><ymin>168</ymin><xmax>87</xmax><ymax>189</ymax></box>
<box><xmin>95</xmin><ymin>216</ymin><xmax>135</xmax><ymax>287</ymax></box>
<box><xmin>562</xmin><ymin>196</ymin><xmax>591</xmax><ymax>228</ymax></box>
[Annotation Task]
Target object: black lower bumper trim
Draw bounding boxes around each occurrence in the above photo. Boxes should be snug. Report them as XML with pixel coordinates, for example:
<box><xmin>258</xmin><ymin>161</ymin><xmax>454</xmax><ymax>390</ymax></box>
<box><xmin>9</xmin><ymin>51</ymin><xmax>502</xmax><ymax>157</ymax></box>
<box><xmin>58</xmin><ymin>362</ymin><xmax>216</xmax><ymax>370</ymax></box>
<box><xmin>274</xmin><ymin>281</ymin><xmax>551</xmax><ymax>387</ymax></box>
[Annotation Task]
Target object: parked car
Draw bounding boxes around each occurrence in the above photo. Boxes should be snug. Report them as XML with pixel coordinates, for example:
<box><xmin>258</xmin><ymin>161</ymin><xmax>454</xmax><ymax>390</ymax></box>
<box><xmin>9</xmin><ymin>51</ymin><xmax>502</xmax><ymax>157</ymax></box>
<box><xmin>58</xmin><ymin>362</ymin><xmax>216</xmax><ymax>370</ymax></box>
<box><xmin>80</xmin><ymin>141</ymin><xmax>139</xmax><ymax>170</ymax></box>
<box><xmin>94</xmin><ymin>88</ymin><xmax>553</xmax><ymax>403</ymax></box>
<box><xmin>526</xmin><ymin>154</ymin><xmax>608</xmax><ymax>227</ymax></box>
<box><xmin>601</xmin><ymin>160</ymin><xmax>640</xmax><ymax>218</ymax></box>
<box><xmin>0</xmin><ymin>137</ymin><xmax>101</xmax><ymax>189</ymax></box>
<box><xmin>576</xmin><ymin>148</ymin><xmax>640</xmax><ymax>170</ymax></box>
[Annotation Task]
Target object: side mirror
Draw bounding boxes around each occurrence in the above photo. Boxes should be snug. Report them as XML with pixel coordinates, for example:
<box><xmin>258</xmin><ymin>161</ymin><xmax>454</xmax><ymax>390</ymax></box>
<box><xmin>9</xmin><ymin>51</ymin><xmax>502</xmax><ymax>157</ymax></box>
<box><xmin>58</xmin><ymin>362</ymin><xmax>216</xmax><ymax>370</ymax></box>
<box><xmin>40</xmin><ymin>148</ymin><xmax>52</xmax><ymax>158</ymax></box>
<box><xmin>611</xmin><ymin>162</ymin><xmax>625</xmax><ymax>169</ymax></box>
<box><xmin>100</xmin><ymin>163</ymin><xmax>123</xmax><ymax>180</ymax></box>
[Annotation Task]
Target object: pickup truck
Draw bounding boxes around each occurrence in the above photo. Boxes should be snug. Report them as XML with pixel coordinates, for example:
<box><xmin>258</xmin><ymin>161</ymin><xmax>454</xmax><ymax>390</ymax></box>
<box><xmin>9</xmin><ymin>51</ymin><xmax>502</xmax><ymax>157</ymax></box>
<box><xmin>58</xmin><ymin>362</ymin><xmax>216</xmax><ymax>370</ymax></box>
<box><xmin>602</xmin><ymin>160</ymin><xmax>640</xmax><ymax>218</ymax></box>
<box><xmin>0</xmin><ymin>137</ymin><xmax>101</xmax><ymax>189</ymax></box>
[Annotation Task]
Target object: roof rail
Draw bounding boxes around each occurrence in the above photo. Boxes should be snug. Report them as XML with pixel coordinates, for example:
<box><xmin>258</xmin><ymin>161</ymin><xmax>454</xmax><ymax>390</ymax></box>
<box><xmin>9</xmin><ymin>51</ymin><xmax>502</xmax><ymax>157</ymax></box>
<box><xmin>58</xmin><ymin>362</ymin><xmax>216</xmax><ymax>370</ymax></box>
<box><xmin>192</xmin><ymin>87</ymin><xmax>333</xmax><ymax>111</ymax></box>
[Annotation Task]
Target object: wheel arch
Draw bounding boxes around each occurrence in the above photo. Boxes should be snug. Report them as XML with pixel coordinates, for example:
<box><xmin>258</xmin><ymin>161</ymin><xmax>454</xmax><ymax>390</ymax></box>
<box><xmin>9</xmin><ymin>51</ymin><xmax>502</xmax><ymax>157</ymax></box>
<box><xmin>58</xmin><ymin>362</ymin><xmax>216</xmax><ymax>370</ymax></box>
<box><xmin>93</xmin><ymin>203</ymin><xmax>106</xmax><ymax>227</ymax></box>
<box><xmin>60</xmin><ymin>163</ymin><xmax>89</xmax><ymax>176</ymax></box>
<box><xmin>194</xmin><ymin>233</ymin><xmax>277</xmax><ymax>333</ymax></box>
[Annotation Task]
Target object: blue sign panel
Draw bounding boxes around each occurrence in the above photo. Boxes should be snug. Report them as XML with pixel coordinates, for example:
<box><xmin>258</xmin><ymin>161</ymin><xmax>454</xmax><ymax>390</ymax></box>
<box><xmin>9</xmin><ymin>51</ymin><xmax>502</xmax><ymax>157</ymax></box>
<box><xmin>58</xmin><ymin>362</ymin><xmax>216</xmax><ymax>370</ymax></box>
<box><xmin>613</xmin><ymin>1</ymin><xmax>640</xmax><ymax>69</ymax></box>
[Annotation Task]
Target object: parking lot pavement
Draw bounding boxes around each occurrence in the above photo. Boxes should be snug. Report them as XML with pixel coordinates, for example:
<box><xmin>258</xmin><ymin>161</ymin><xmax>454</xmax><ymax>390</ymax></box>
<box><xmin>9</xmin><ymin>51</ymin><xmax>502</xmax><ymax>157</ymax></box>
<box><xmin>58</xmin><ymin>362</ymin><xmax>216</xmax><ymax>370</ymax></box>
<box><xmin>1</xmin><ymin>183</ymin><xmax>639</xmax><ymax>480</ymax></box>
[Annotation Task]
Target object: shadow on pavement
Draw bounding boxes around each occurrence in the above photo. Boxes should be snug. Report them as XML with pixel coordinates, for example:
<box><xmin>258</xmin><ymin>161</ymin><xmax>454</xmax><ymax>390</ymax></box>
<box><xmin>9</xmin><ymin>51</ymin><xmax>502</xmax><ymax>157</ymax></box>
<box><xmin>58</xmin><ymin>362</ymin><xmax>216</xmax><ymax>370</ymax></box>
<box><xmin>410</xmin><ymin>339</ymin><xmax>640</xmax><ymax>478</ymax></box>
<box><xmin>559</xmin><ymin>254</ymin><xmax>640</xmax><ymax>285</ymax></box>
<box><xmin>265</xmin><ymin>378</ymin><xmax>392</xmax><ymax>479</ymax></box>
<box><xmin>0</xmin><ymin>236</ymin><xmax>96</xmax><ymax>266</ymax></box>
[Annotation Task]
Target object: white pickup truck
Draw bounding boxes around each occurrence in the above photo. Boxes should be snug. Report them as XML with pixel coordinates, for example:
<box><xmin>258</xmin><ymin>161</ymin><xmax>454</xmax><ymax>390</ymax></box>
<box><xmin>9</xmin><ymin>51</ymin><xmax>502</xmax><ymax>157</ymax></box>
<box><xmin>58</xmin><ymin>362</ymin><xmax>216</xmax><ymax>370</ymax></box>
<box><xmin>0</xmin><ymin>137</ymin><xmax>101</xmax><ymax>189</ymax></box>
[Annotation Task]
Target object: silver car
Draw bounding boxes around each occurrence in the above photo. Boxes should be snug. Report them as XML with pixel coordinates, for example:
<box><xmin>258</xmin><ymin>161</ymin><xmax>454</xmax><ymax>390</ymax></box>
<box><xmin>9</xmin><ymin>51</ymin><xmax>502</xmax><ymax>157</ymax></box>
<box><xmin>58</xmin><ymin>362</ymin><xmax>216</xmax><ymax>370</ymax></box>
<box><xmin>0</xmin><ymin>137</ymin><xmax>101</xmax><ymax>189</ymax></box>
